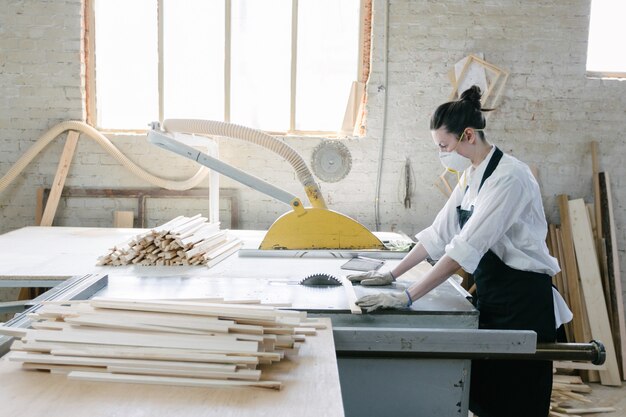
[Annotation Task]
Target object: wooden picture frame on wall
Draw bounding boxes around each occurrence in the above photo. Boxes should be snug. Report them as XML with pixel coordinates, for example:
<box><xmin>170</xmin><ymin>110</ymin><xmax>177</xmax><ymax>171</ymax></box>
<box><xmin>449</xmin><ymin>54</ymin><xmax>509</xmax><ymax>110</ymax></box>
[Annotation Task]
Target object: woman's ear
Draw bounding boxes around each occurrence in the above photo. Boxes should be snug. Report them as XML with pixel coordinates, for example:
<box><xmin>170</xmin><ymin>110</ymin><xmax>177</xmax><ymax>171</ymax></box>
<box><xmin>466</xmin><ymin>128</ymin><xmax>477</xmax><ymax>144</ymax></box>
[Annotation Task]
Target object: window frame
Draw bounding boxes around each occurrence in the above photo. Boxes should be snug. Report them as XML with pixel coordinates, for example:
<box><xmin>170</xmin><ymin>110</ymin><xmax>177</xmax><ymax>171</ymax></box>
<box><xmin>585</xmin><ymin>0</ymin><xmax>626</xmax><ymax>80</ymax></box>
<box><xmin>84</xmin><ymin>0</ymin><xmax>371</xmax><ymax>135</ymax></box>
<box><xmin>586</xmin><ymin>71</ymin><xmax>626</xmax><ymax>80</ymax></box>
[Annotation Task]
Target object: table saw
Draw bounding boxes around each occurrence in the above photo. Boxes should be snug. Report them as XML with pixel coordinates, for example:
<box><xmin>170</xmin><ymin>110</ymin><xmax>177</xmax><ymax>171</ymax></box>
<box><xmin>0</xmin><ymin>227</ymin><xmax>604</xmax><ymax>417</ymax></box>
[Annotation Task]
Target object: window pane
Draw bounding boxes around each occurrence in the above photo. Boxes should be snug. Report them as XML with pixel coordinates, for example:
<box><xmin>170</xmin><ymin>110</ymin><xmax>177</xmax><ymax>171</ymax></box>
<box><xmin>587</xmin><ymin>0</ymin><xmax>626</xmax><ymax>73</ymax></box>
<box><xmin>94</xmin><ymin>0</ymin><xmax>158</xmax><ymax>129</ymax></box>
<box><xmin>231</xmin><ymin>0</ymin><xmax>291</xmax><ymax>131</ymax></box>
<box><xmin>296</xmin><ymin>0</ymin><xmax>360</xmax><ymax>132</ymax></box>
<box><xmin>163</xmin><ymin>0</ymin><xmax>225</xmax><ymax>120</ymax></box>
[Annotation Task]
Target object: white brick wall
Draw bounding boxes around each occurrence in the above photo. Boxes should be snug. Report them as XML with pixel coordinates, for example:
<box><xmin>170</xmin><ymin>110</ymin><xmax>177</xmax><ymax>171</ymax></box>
<box><xmin>1</xmin><ymin>1</ymin><xmax>625</xmax><ymax>306</ymax></box>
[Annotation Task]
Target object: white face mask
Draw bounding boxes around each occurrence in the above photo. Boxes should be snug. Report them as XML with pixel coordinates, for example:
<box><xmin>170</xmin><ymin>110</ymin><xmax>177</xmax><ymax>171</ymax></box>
<box><xmin>437</xmin><ymin>129</ymin><xmax>480</xmax><ymax>173</ymax></box>
<box><xmin>439</xmin><ymin>150</ymin><xmax>471</xmax><ymax>173</ymax></box>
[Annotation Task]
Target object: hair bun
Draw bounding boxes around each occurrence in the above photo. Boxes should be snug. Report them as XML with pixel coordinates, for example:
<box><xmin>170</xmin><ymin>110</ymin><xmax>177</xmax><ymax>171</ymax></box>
<box><xmin>459</xmin><ymin>85</ymin><xmax>482</xmax><ymax>105</ymax></box>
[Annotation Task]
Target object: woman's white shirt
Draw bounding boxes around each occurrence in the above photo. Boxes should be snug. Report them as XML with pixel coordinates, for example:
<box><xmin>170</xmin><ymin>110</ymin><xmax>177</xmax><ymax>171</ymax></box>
<box><xmin>416</xmin><ymin>145</ymin><xmax>560</xmax><ymax>276</ymax></box>
<box><xmin>416</xmin><ymin>145</ymin><xmax>571</xmax><ymax>327</ymax></box>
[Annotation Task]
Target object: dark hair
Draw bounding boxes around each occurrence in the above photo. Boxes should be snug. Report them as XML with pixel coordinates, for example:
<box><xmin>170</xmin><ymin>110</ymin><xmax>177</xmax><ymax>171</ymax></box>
<box><xmin>430</xmin><ymin>85</ymin><xmax>490</xmax><ymax>138</ymax></box>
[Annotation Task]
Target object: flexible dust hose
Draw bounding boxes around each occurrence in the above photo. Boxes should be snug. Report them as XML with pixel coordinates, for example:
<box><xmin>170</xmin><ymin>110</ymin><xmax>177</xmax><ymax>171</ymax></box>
<box><xmin>162</xmin><ymin>119</ymin><xmax>327</xmax><ymax>209</ymax></box>
<box><xmin>0</xmin><ymin>120</ymin><xmax>209</xmax><ymax>194</ymax></box>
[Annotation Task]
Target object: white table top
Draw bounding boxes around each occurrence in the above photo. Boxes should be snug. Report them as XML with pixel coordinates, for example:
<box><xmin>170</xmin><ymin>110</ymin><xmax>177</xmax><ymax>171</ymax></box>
<box><xmin>0</xmin><ymin>226</ymin><xmax>411</xmax><ymax>281</ymax></box>
<box><xmin>0</xmin><ymin>227</ymin><xmax>274</xmax><ymax>282</ymax></box>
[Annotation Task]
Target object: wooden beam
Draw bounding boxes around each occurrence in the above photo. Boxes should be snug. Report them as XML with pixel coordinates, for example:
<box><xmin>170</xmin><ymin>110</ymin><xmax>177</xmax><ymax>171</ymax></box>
<box><xmin>340</xmin><ymin>277</ymin><xmax>362</xmax><ymax>315</ymax></box>
<box><xmin>553</xmin><ymin>361</ymin><xmax>607</xmax><ymax>371</ymax></box>
<box><xmin>105</xmin><ymin>365</ymin><xmax>261</xmax><ymax>381</ymax></box>
<box><xmin>113</xmin><ymin>211</ymin><xmax>134</xmax><ymax>228</ymax></box>
<box><xmin>599</xmin><ymin>172</ymin><xmax>626</xmax><ymax>380</ymax></box>
<box><xmin>568</xmin><ymin>199</ymin><xmax>621</xmax><ymax>386</ymax></box>
<box><xmin>591</xmin><ymin>141</ymin><xmax>602</xmax><ymax>239</ymax></box>
<box><xmin>0</xmin><ymin>326</ymin><xmax>28</xmax><ymax>338</ymax></box>
<box><xmin>557</xmin><ymin>195</ymin><xmax>587</xmax><ymax>344</ymax></box>
<box><xmin>9</xmin><ymin>352</ymin><xmax>238</xmax><ymax>373</ymax></box>
<box><xmin>40</xmin><ymin>130</ymin><xmax>80</xmax><ymax>227</ymax></box>
<box><xmin>22</xmin><ymin>329</ymin><xmax>260</xmax><ymax>353</ymax></box>
<box><xmin>552</xmin><ymin>406</ymin><xmax>616</xmax><ymax>414</ymax></box>
<box><xmin>68</xmin><ymin>370</ymin><xmax>282</xmax><ymax>390</ymax></box>
<box><xmin>35</xmin><ymin>187</ymin><xmax>45</xmax><ymax>225</ymax></box>
<box><xmin>39</xmin><ymin>186</ymin><xmax>239</xmax><ymax>229</ymax></box>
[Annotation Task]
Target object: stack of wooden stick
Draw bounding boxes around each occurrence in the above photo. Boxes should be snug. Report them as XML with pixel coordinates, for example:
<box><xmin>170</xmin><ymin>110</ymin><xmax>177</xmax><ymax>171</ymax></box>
<box><xmin>97</xmin><ymin>215</ymin><xmax>242</xmax><ymax>267</ymax></box>
<box><xmin>545</xmin><ymin>142</ymin><xmax>625</xmax><ymax>387</ymax></box>
<box><xmin>0</xmin><ymin>298</ymin><xmax>324</xmax><ymax>390</ymax></box>
<box><xmin>550</xmin><ymin>374</ymin><xmax>616</xmax><ymax>416</ymax></box>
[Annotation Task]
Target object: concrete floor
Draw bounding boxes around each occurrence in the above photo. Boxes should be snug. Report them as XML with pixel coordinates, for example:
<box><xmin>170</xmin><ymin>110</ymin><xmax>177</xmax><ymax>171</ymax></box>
<box><xmin>467</xmin><ymin>381</ymin><xmax>626</xmax><ymax>417</ymax></box>
<box><xmin>584</xmin><ymin>382</ymin><xmax>626</xmax><ymax>415</ymax></box>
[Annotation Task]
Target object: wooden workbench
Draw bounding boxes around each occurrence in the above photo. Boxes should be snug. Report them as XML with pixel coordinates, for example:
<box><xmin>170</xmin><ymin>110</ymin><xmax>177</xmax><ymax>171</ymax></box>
<box><xmin>0</xmin><ymin>226</ymin><xmax>146</xmax><ymax>283</ymax></box>
<box><xmin>0</xmin><ymin>226</ymin><xmax>270</xmax><ymax>285</ymax></box>
<box><xmin>0</xmin><ymin>318</ymin><xmax>343</xmax><ymax>417</ymax></box>
<box><xmin>0</xmin><ymin>227</ymin><xmax>476</xmax><ymax>417</ymax></box>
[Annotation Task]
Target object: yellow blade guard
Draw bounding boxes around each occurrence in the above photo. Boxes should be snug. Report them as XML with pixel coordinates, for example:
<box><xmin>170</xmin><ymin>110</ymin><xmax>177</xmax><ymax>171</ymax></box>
<box><xmin>260</xmin><ymin>199</ymin><xmax>385</xmax><ymax>250</ymax></box>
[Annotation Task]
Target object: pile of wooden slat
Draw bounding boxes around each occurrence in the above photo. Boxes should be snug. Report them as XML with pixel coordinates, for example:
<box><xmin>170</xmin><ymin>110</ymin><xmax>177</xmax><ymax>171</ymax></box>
<box><xmin>0</xmin><ymin>298</ymin><xmax>325</xmax><ymax>390</ymax></box>
<box><xmin>550</xmin><ymin>374</ymin><xmax>616</xmax><ymax>416</ymax></box>
<box><xmin>97</xmin><ymin>215</ymin><xmax>242</xmax><ymax>267</ymax></box>
<box><xmin>545</xmin><ymin>141</ymin><xmax>625</xmax><ymax>387</ymax></box>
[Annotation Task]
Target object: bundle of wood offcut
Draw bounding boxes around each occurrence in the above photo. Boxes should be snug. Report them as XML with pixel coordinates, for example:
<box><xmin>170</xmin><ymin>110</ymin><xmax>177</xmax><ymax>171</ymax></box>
<box><xmin>0</xmin><ymin>298</ymin><xmax>324</xmax><ymax>390</ymax></box>
<box><xmin>97</xmin><ymin>215</ymin><xmax>242</xmax><ymax>267</ymax></box>
<box><xmin>550</xmin><ymin>374</ymin><xmax>616</xmax><ymax>416</ymax></box>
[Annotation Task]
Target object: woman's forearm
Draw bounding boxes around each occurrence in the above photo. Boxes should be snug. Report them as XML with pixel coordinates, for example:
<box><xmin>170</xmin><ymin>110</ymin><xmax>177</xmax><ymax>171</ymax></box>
<box><xmin>405</xmin><ymin>255</ymin><xmax>461</xmax><ymax>303</ymax></box>
<box><xmin>390</xmin><ymin>243</ymin><xmax>429</xmax><ymax>279</ymax></box>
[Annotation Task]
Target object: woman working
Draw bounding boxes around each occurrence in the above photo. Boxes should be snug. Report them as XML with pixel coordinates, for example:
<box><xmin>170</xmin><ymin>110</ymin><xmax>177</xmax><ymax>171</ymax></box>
<box><xmin>349</xmin><ymin>86</ymin><xmax>571</xmax><ymax>417</ymax></box>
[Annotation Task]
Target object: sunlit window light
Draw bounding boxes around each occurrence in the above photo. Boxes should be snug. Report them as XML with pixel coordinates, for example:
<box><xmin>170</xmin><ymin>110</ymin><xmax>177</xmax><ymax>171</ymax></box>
<box><xmin>586</xmin><ymin>0</ymin><xmax>626</xmax><ymax>76</ymax></box>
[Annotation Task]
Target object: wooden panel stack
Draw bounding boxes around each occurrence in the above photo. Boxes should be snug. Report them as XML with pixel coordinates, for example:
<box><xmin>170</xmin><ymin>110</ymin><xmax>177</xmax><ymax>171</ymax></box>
<box><xmin>0</xmin><ymin>298</ymin><xmax>326</xmax><ymax>390</ymax></box>
<box><xmin>96</xmin><ymin>215</ymin><xmax>242</xmax><ymax>267</ymax></box>
<box><xmin>545</xmin><ymin>142</ymin><xmax>626</xmax><ymax>386</ymax></box>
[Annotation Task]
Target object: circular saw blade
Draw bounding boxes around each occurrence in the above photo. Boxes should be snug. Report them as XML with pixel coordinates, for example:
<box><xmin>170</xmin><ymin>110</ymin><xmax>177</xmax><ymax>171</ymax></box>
<box><xmin>311</xmin><ymin>140</ymin><xmax>352</xmax><ymax>183</ymax></box>
<box><xmin>299</xmin><ymin>273</ymin><xmax>342</xmax><ymax>287</ymax></box>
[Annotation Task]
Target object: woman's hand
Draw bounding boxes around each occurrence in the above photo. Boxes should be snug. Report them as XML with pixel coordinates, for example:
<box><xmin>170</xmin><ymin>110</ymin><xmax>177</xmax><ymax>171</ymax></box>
<box><xmin>346</xmin><ymin>270</ymin><xmax>395</xmax><ymax>286</ymax></box>
<box><xmin>356</xmin><ymin>292</ymin><xmax>411</xmax><ymax>312</ymax></box>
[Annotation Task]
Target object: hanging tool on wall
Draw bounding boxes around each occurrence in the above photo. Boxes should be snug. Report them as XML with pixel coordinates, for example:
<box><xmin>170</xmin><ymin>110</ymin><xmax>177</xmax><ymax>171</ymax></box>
<box><xmin>403</xmin><ymin>158</ymin><xmax>414</xmax><ymax>209</ymax></box>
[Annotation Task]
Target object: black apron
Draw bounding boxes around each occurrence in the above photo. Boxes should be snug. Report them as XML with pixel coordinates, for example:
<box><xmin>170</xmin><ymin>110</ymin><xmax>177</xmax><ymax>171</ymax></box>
<box><xmin>458</xmin><ymin>147</ymin><xmax>556</xmax><ymax>417</ymax></box>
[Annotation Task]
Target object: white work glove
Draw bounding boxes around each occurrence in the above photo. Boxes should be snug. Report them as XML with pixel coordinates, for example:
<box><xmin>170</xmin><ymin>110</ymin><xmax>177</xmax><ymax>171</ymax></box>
<box><xmin>346</xmin><ymin>270</ymin><xmax>395</xmax><ymax>286</ymax></box>
<box><xmin>356</xmin><ymin>291</ymin><xmax>412</xmax><ymax>313</ymax></box>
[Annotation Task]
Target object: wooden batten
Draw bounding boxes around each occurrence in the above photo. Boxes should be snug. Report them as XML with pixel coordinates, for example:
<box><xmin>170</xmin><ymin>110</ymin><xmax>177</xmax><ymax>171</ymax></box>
<box><xmin>113</xmin><ymin>211</ymin><xmax>134</xmax><ymax>228</ymax></box>
<box><xmin>5</xmin><ymin>298</ymin><xmax>318</xmax><ymax>391</ymax></box>
<box><xmin>568</xmin><ymin>199</ymin><xmax>621</xmax><ymax>386</ymax></box>
<box><xmin>24</xmin><ymin>326</ymin><xmax>260</xmax><ymax>351</ymax></box>
<box><xmin>97</xmin><ymin>216</ymin><xmax>241</xmax><ymax>267</ymax></box>
<box><xmin>340</xmin><ymin>276</ymin><xmax>362</xmax><ymax>314</ymax></box>
<box><xmin>39</xmin><ymin>130</ymin><xmax>80</xmax><ymax>227</ymax></box>
<box><xmin>0</xmin><ymin>326</ymin><xmax>28</xmax><ymax>338</ymax></box>
<box><xmin>598</xmin><ymin>172</ymin><xmax>626</xmax><ymax>380</ymax></box>
<box><xmin>105</xmin><ymin>366</ymin><xmax>262</xmax><ymax>381</ymax></box>
<box><xmin>68</xmin><ymin>371</ymin><xmax>283</xmax><ymax>390</ymax></box>
<box><xmin>48</xmin><ymin>347</ymin><xmax>259</xmax><ymax>366</ymax></box>
<box><xmin>557</xmin><ymin>195</ymin><xmax>588</xmax><ymax>345</ymax></box>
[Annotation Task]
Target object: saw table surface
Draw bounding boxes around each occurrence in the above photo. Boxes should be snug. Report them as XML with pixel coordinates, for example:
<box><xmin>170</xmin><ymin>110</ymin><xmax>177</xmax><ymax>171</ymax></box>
<box><xmin>0</xmin><ymin>226</ymin><xmax>474</xmax><ymax>318</ymax></box>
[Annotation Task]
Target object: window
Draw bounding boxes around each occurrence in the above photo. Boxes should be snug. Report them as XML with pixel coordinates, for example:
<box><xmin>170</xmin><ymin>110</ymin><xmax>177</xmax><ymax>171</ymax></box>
<box><xmin>88</xmin><ymin>0</ymin><xmax>365</xmax><ymax>134</ymax></box>
<box><xmin>586</xmin><ymin>0</ymin><xmax>626</xmax><ymax>78</ymax></box>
